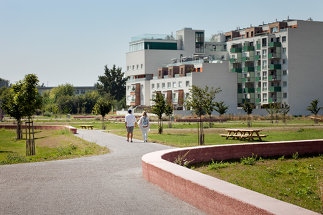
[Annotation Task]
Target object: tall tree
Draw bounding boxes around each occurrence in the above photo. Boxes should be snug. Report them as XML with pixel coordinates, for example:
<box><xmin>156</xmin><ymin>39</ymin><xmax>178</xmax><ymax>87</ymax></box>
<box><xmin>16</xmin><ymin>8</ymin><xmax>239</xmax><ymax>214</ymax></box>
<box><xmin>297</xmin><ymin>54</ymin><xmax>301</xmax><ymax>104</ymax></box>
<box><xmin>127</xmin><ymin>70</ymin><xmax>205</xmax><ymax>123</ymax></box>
<box><xmin>307</xmin><ymin>99</ymin><xmax>321</xmax><ymax>124</ymax></box>
<box><xmin>185</xmin><ymin>85</ymin><xmax>221</xmax><ymax>145</ymax></box>
<box><xmin>151</xmin><ymin>92</ymin><xmax>166</xmax><ymax>134</ymax></box>
<box><xmin>214</xmin><ymin>101</ymin><xmax>229</xmax><ymax>122</ymax></box>
<box><xmin>266</xmin><ymin>103</ymin><xmax>280</xmax><ymax>124</ymax></box>
<box><xmin>242</xmin><ymin>101</ymin><xmax>255</xmax><ymax>127</ymax></box>
<box><xmin>50</xmin><ymin>84</ymin><xmax>74</xmax><ymax>103</ymax></box>
<box><xmin>280</xmin><ymin>102</ymin><xmax>290</xmax><ymax>124</ymax></box>
<box><xmin>204</xmin><ymin>86</ymin><xmax>222</xmax><ymax>128</ymax></box>
<box><xmin>1</xmin><ymin>74</ymin><xmax>42</xmax><ymax>140</ymax></box>
<box><xmin>92</xmin><ymin>95</ymin><xmax>112</xmax><ymax>130</ymax></box>
<box><xmin>96</xmin><ymin>65</ymin><xmax>128</xmax><ymax>101</ymax></box>
<box><xmin>165</xmin><ymin>103</ymin><xmax>173</xmax><ymax>128</ymax></box>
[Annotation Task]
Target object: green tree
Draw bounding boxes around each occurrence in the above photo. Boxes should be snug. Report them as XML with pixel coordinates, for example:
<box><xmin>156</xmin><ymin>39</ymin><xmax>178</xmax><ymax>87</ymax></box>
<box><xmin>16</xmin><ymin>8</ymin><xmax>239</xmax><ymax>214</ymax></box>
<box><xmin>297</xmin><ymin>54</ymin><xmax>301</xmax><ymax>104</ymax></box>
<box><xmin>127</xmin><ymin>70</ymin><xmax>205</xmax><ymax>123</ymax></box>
<box><xmin>307</xmin><ymin>99</ymin><xmax>321</xmax><ymax>124</ymax></box>
<box><xmin>242</xmin><ymin>101</ymin><xmax>255</xmax><ymax>127</ymax></box>
<box><xmin>185</xmin><ymin>85</ymin><xmax>221</xmax><ymax>145</ymax></box>
<box><xmin>93</xmin><ymin>95</ymin><xmax>112</xmax><ymax>129</ymax></box>
<box><xmin>1</xmin><ymin>74</ymin><xmax>42</xmax><ymax>140</ymax></box>
<box><xmin>214</xmin><ymin>101</ymin><xmax>229</xmax><ymax>122</ymax></box>
<box><xmin>280</xmin><ymin>103</ymin><xmax>290</xmax><ymax>124</ymax></box>
<box><xmin>204</xmin><ymin>86</ymin><xmax>221</xmax><ymax>128</ymax></box>
<box><xmin>266</xmin><ymin>103</ymin><xmax>280</xmax><ymax>124</ymax></box>
<box><xmin>50</xmin><ymin>84</ymin><xmax>74</xmax><ymax>103</ymax></box>
<box><xmin>96</xmin><ymin>65</ymin><xmax>128</xmax><ymax>102</ymax></box>
<box><xmin>165</xmin><ymin>103</ymin><xmax>173</xmax><ymax>128</ymax></box>
<box><xmin>151</xmin><ymin>92</ymin><xmax>166</xmax><ymax>134</ymax></box>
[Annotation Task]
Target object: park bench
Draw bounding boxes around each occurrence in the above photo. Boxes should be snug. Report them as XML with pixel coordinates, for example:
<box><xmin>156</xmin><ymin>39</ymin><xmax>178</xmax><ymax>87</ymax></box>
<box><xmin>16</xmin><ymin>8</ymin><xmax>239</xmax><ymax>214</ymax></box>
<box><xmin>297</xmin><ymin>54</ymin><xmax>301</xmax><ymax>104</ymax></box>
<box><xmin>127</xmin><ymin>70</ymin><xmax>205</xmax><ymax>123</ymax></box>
<box><xmin>220</xmin><ymin>129</ymin><xmax>267</xmax><ymax>141</ymax></box>
<box><xmin>80</xmin><ymin>125</ymin><xmax>94</xmax><ymax>130</ymax></box>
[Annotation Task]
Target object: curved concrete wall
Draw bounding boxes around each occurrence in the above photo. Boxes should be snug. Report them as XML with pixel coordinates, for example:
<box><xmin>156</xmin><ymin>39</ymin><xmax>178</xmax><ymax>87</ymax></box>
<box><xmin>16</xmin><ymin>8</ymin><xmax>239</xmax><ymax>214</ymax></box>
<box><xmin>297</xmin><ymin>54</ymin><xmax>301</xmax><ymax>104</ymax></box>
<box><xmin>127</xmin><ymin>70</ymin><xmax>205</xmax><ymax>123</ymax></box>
<box><xmin>142</xmin><ymin>140</ymin><xmax>322</xmax><ymax>215</ymax></box>
<box><xmin>0</xmin><ymin>125</ymin><xmax>77</xmax><ymax>134</ymax></box>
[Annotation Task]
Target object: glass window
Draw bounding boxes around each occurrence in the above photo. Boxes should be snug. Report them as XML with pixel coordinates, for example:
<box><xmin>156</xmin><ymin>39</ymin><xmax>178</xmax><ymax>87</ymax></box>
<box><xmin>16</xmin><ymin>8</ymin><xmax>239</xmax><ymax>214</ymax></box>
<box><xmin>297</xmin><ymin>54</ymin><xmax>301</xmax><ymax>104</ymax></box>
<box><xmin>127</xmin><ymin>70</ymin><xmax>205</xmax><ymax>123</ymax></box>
<box><xmin>132</xmin><ymin>65</ymin><xmax>134</xmax><ymax>70</ymax></box>
<box><xmin>136</xmin><ymin>64</ymin><xmax>139</xmax><ymax>69</ymax></box>
<box><xmin>283</xmin><ymin>59</ymin><xmax>286</xmax><ymax>64</ymax></box>
<box><xmin>186</xmin><ymin>81</ymin><xmax>190</xmax><ymax>87</ymax></box>
<box><xmin>283</xmin><ymin>48</ymin><xmax>286</xmax><ymax>53</ymax></box>
<box><xmin>282</xmin><ymin>36</ymin><xmax>286</xmax><ymax>42</ymax></box>
<box><xmin>283</xmin><ymin>70</ymin><xmax>287</xmax><ymax>75</ymax></box>
<box><xmin>141</xmin><ymin>64</ymin><xmax>143</xmax><ymax>69</ymax></box>
<box><xmin>167</xmin><ymin>82</ymin><xmax>171</xmax><ymax>88</ymax></box>
<box><xmin>173</xmin><ymin>82</ymin><xmax>177</xmax><ymax>88</ymax></box>
<box><xmin>157</xmin><ymin>83</ymin><xmax>160</xmax><ymax>89</ymax></box>
<box><xmin>162</xmin><ymin>83</ymin><xmax>165</xmax><ymax>89</ymax></box>
<box><xmin>283</xmin><ymin>93</ymin><xmax>287</xmax><ymax>98</ymax></box>
<box><xmin>283</xmin><ymin>81</ymin><xmax>287</xmax><ymax>87</ymax></box>
<box><xmin>178</xmin><ymin>81</ymin><xmax>182</xmax><ymax>87</ymax></box>
<box><xmin>152</xmin><ymin>84</ymin><xmax>155</xmax><ymax>89</ymax></box>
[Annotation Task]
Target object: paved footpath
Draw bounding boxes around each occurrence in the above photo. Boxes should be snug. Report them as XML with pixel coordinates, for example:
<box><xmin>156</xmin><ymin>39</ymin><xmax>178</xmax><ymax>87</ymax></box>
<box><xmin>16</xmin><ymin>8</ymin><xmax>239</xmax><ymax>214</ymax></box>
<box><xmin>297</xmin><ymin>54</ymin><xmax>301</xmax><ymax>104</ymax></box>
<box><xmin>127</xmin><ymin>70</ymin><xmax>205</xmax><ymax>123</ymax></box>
<box><xmin>0</xmin><ymin>130</ymin><xmax>204</xmax><ymax>215</ymax></box>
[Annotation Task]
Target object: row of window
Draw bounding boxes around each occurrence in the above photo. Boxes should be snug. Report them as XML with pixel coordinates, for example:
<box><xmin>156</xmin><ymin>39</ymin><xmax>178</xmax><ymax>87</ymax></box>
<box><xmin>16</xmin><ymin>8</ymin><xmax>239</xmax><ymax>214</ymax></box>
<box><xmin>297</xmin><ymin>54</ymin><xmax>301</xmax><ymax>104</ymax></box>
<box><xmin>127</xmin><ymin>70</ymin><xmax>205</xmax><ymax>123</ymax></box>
<box><xmin>151</xmin><ymin>81</ymin><xmax>190</xmax><ymax>90</ymax></box>
<box><xmin>127</xmin><ymin>64</ymin><xmax>143</xmax><ymax>71</ymax></box>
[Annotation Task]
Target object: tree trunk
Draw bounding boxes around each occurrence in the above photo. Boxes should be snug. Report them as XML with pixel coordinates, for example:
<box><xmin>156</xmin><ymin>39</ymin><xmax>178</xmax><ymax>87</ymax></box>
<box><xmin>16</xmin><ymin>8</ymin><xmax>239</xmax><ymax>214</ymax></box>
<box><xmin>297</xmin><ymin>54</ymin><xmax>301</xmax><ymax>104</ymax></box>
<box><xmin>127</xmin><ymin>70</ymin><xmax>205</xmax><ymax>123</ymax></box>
<box><xmin>209</xmin><ymin>115</ymin><xmax>212</xmax><ymax>128</ymax></box>
<box><xmin>168</xmin><ymin>116</ymin><xmax>172</xmax><ymax>128</ymax></box>
<box><xmin>247</xmin><ymin>114</ymin><xmax>252</xmax><ymax>127</ymax></box>
<box><xmin>102</xmin><ymin>116</ymin><xmax>106</xmax><ymax>130</ymax></box>
<box><xmin>16</xmin><ymin>119</ymin><xmax>22</xmax><ymax>140</ymax></box>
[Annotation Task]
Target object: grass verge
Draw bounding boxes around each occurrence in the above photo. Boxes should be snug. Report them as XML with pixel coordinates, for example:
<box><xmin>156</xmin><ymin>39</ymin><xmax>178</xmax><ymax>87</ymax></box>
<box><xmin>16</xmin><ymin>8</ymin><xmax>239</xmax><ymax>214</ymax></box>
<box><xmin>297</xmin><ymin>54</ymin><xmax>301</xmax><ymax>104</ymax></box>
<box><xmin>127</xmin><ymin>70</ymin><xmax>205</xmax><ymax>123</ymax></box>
<box><xmin>192</xmin><ymin>154</ymin><xmax>323</xmax><ymax>213</ymax></box>
<box><xmin>108</xmin><ymin>128</ymin><xmax>323</xmax><ymax>147</ymax></box>
<box><xmin>0</xmin><ymin>129</ymin><xmax>109</xmax><ymax>165</ymax></box>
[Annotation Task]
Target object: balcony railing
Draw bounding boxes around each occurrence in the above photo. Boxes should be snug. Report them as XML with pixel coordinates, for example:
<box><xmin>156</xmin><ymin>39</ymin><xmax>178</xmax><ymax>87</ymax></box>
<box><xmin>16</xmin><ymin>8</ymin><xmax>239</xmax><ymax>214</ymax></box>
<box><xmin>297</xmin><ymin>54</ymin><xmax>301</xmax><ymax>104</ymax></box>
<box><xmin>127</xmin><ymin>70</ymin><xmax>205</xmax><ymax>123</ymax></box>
<box><xmin>269</xmin><ymin>86</ymin><xmax>281</xmax><ymax>92</ymax></box>
<box><xmin>230</xmin><ymin>48</ymin><xmax>242</xmax><ymax>53</ymax></box>
<box><xmin>243</xmin><ymin>88</ymin><xmax>255</xmax><ymax>93</ymax></box>
<box><xmin>268</xmin><ymin>53</ymin><xmax>281</xmax><ymax>59</ymax></box>
<box><xmin>269</xmin><ymin>42</ymin><xmax>281</xmax><ymax>48</ymax></box>
<box><xmin>237</xmin><ymin>88</ymin><xmax>243</xmax><ymax>93</ymax></box>
<box><xmin>243</xmin><ymin>46</ymin><xmax>255</xmax><ymax>52</ymax></box>
<box><xmin>244</xmin><ymin>67</ymin><xmax>255</xmax><ymax>72</ymax></box>
<box><xmin>242</xmin><ymin>56</ymin><xmax>255</xmax><ymax>62</ymax></box>
<box><xmin>268</xmin><ymin>75</ymin><xmax>281</xmax><ymax>81</ymax></box>
<box><xmin>256</xmin><ymin>98</ymin><xmax>261</xmax><ymax>103</ymax></box>
<box><xmin>255</xmin><ymin>55</ymin><xmax>261</xmax><ymax>61</ymax></box>
<box><xmin>269</xmin><ymin>64</ymin><xmax>281</xmax><ymax>70</ymax></box>
<box><xmin>256</xmin><ymin>87</ymin><xmax>261</xmax><ymax>93</ymax></box>
<box><xmin>232</xmin><ymin>68</ymin><xmax>242</xmax><ymax>73</ymax></box>
<box><xmin>256</xmin><ymin>65</ymin><xmax>261</xmax><ymax>71</ymax></box>
<box><xmin>242</xmin><ymin>77</ymin><xmax>255</xmax><ymax>83</ymax></box>
<box><xmin>269</xmin><ymin>97</ymin><xmax>282</xmax><ymax>103</ymax></box>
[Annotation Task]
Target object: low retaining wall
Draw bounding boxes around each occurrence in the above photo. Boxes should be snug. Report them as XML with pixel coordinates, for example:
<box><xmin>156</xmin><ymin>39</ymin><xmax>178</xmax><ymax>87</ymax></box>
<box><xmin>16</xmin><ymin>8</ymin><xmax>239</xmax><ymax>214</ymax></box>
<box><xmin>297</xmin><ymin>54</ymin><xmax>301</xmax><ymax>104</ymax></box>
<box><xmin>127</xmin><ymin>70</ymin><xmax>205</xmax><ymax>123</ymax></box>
<box><xmin>142</xmin><ymin>140</ymin><xmax>323</xmax><ymax>215</ymax></box>
<box><xmin>0</xmin><ymin>125</ymin><xmax>77</xmax><ymax>134</ymax></box>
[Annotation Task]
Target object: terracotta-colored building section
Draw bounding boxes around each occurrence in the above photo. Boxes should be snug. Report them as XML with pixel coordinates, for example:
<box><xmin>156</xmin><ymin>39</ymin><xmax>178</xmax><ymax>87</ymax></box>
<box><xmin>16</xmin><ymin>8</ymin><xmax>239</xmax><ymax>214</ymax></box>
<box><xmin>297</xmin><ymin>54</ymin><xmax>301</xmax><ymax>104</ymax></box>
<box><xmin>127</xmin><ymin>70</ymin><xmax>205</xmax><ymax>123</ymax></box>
<box><xmin>0</xmin><ymin>125</ymin><xmax>77</xmax><ymax>134</ymax></box>
<box><xmin>179</xmin><ymin>64</ymin><xmax>194</xmax><ymax>77</ymax></box>
<box><xmin>269</xmin><ymin>22</ymin><xmax>287</xmax><ymax>33</ymax></box>
<box><xmin>225</xmin><ymin>30</ymin><xmax>240</xmax><ymax>41</ymax></box>
<box><xmin>166</xmin><ymin>90</ymin><xmax>172</xmax><ymax>105</ymax></box>
<box><xmin>135</xmin><ymin>83</ymin><xmax>141</xmax><ymax>106</ymax></box>
<box><xmin>244</xmin><ymin>27</ymin><xmax>262</xmax><ymax>38</ymax></box>
<box><xmin>158</xmin><ymin>67</ymin><xmax>168</xmax><ymax>79</ymax></box>
<box><xmin>142</xmin><ymin>140</ymin><xmax>322</xmax><ymax>215</ymax></box>
<box><xmin>177</xmin><ymin>90</ymin><xmax>184</xmax><ymax>106</ymax></box>
<box><xmin>168</xmin><ymin>66</ymin><xmax>179</xmax><ymax>77</ymax></box>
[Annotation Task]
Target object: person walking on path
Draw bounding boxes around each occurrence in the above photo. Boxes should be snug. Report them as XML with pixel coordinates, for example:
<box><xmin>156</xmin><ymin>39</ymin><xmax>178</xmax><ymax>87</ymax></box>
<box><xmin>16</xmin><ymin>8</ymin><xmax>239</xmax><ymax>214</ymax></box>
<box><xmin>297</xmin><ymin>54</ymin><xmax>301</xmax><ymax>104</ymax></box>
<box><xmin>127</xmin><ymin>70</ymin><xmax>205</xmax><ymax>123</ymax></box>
<box><xmin>125</xmin><ymin>109</ymin><xmax>137</xmax><ymax>142</ymax></box>
<box><xmin>138</xmin><ymin>111</ymin><xmax>150</xmax><ymax>142</ymax></box>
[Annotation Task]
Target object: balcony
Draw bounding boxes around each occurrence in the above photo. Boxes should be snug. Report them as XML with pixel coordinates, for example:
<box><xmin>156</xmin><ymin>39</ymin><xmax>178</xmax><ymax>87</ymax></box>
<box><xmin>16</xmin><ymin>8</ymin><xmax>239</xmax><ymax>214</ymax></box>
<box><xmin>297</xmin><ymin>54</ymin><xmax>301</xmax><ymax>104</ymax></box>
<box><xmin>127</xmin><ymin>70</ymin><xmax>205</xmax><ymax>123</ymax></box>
<box><xmin>256</xmin><ymin>87</ymin><xmax>261</xmax><ymax>93</ymax></box>
<box><xmin>243</xmin><ymin>88</ymin><xmax>255</xmax><ymax>93</ymax></box>
<box><xmin>269</xmin><ymin>64</ymin><xmax>281</xmax><ymax>70</ymax></box>
<box><xmin>268</xmin><ymin>53</ymin><xmax>281</xmax><ymax>59</ymax></box>
<box><xmin>243</xmin><ymin>45</ymin><xmax>255</xmax><ymax>52</ymax></box>
<box><xmin>256</xmin><ymin>98</ymin><xmax>261</xmax><ymax>103</ymax></box>
<box><xmin>255</xmin><ymin>77</ymin><xmax>261</xmax><ymax>82</ymax></box>
<box><xmin>269</xmin><ymin>97</ymin><xmax>282</xmax><ymax>103</ymax></box>
<box><xmin>255</xmin><ymin>55</ymin><xmax>261</xmax><ymax>61</ymax></box>
<box><xmin>269</xmin><ymin>86</ymin><xmax>281</xmax><ymax>92</ymax></box>
<box><xmin>242</xmin><ymin>77</ymin><xmax>255</xmax><ymax>83</ymax></box>
<box><xmin>256</xmin><ymin>44</ymin><xmax>261</xmax><ymax>50</ymax></box>
<box><xmin>232</xmin><ymin>68</ymin><xmax>242</xmax><ymax>73</ymax></box>
<box><xmin>244</xmin><ymin>67</ymin><xmax>255</xmax><ymax>72</ymax></box>
<box><xmin>256</xmin><ymin>65</ymin><xmax>261</xmax><ymax>71</ymax></box>
<box><xmin>242</xmin><ymin>98</ymin><xmax>255</xmax><ymax>104</ymax></box>
<box><xmin>237</xmin><ymin>88</ymin><xmax>243</xmax><ymax>93</ymax></box>
<box><xmin>242</xmin><ymin>56</ymin><xmax>255</xmax><ymax>62</ymax></box>
<box><xmin>230</xmin><ymin>58</ymin><xmax>236</xmax><ymax>63</ymax></box>
<box><xmin>230</xmin><ymin>48</ymin><xmax>242</xmax><ymax>53</ymax></box>
<box><xmin>268</xmin><ymin>75</ymin><xmax>281</xmax><ymax>81</ymax></box>
<box><xmin>269</xmin><ymin>42</ymin><xmax>281</xmax><ymax>48</ymax></box>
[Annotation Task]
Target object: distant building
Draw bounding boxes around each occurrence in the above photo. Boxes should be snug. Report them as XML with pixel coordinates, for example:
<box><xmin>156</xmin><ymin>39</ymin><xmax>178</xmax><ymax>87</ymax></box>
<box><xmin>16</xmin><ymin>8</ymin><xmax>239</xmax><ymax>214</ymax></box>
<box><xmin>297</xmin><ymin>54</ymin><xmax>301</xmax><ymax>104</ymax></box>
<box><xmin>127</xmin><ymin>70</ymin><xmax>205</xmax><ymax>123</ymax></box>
<box><xmin>0</xmin><ymin>79</ymin><xmax>9</xmax><ymax>88</ymax></box>
<box><xmin>125</xmin><ymin>19</ymin><xmax>323</xmax><ymax>115</ymax></box>
<box><xmin>37</xmin><ymin>86</ymin><xmax>96</xmax><ymax>95</ymax></box>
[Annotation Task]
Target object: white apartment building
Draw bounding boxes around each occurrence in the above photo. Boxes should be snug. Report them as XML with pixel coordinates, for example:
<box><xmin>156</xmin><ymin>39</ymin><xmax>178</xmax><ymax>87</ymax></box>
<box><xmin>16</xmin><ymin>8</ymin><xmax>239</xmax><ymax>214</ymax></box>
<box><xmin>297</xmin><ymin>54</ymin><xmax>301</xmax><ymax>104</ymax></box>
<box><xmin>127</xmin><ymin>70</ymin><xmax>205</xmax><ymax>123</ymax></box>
<box><xmin>226</xmin><ymin>19</ymin><xmax>323</xmax><ymax>115</ymax></box>
<box><xmin>126</xmin><ymin>19</ymin><xmax>323</xmax><ymax>115</ymax></box>
<box><xmin>125</xmin><ymin>28</ymin><xmax>228</xmax><ymax>107</ymax></box>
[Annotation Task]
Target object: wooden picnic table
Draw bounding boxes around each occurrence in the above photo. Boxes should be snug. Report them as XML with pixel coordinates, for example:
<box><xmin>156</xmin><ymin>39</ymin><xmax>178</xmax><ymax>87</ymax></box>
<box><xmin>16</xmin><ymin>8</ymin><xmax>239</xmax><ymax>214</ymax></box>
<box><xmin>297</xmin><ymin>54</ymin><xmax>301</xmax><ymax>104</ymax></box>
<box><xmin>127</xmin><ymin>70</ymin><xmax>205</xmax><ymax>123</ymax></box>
<box><xmin>220</xmin><ymin>128</ymin><xmax>267</xmax><ymax>141</ymax></box>
<box><xmin>80</xmin><ymin>125</ymin><xmax>94</xmax><ymax>130</ymax></box>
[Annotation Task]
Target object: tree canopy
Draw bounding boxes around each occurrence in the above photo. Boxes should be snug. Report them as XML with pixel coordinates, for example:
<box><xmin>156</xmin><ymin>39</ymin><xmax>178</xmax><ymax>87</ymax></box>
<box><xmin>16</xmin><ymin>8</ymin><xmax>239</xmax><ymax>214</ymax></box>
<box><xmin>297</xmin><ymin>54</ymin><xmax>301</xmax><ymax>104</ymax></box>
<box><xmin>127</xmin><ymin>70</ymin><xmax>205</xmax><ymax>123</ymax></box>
<box><xmin>96</xmin><ymin>65</ymin><xmax>128</xmax><ymax>101</ymax></box>
<box><xmin>151</xmin><ymin>92</ymin><xmax>166</xmax><ymax>134</ymax></box>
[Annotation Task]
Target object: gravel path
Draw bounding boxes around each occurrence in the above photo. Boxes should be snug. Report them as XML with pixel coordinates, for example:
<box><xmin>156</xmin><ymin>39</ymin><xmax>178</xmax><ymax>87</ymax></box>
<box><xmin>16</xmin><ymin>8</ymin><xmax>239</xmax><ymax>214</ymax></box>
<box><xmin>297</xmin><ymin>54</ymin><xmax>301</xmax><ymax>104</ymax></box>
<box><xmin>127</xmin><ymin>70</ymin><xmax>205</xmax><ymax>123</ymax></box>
<box><xmin>0</xmin><ymin>130</ymin><xmax>204</xmax><ymax>215</ymax></box>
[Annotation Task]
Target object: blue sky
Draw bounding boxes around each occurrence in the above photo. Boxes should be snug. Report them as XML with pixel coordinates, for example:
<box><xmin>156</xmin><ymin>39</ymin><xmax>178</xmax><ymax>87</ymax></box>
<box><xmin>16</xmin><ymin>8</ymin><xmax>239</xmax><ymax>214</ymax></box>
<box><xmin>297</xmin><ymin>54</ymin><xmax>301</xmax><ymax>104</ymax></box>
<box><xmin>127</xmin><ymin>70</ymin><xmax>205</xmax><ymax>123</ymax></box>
<box><xmin>1</xmin><ymin>0</ymin><xmax>323</xmax><ymax>86</ymax></box>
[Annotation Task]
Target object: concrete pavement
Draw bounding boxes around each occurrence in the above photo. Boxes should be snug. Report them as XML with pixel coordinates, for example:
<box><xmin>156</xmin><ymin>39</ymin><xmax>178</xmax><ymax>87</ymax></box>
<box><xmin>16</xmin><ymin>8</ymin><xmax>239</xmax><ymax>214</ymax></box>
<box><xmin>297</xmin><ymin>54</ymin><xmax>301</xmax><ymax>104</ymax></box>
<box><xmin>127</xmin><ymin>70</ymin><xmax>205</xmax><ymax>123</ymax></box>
<box><xmin>0</xmin><ymin>130</ymin><xmax>204</xmax><ymax>215</ymax></box>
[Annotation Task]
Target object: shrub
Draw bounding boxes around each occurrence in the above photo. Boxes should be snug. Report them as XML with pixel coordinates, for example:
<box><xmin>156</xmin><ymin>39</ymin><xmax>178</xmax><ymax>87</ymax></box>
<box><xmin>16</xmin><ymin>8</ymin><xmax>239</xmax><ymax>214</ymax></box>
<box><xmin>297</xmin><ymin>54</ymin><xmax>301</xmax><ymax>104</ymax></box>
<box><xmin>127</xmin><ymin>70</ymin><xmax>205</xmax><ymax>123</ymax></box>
<box><xmin>43</xmin><ymin>111</ymin><xmax>52</xmax><ymax>117</ymax></box>
<box><xmin>208</xmin><ymin>160</ymin><xmax>230</xmax><ymax>170</ymax></box>
<box><xmin>240</xmin><ymin>154</ymin><xmax>257</xmax><ymax>165</ymax></box>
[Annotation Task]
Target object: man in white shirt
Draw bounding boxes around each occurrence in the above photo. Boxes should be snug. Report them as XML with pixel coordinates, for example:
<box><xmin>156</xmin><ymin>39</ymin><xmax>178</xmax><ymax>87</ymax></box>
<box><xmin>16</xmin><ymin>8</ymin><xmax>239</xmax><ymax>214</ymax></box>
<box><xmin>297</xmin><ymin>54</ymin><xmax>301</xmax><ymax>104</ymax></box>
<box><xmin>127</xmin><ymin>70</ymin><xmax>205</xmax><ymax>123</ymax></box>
<box><xmin>125</xmin><ymin>109</ymin><xmax>137</xmax><ymax>142</ymax></box>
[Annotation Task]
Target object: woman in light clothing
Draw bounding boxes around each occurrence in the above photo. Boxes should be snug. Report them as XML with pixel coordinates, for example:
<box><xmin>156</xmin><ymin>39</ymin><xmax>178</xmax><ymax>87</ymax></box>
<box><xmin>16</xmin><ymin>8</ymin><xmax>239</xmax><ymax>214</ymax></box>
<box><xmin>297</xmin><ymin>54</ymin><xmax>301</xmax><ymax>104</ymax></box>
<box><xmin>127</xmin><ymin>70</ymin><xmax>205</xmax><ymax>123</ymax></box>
<box><xmin>138</xmin><ymin>111</ymin><xmax>150</xmax><ymax>142</ymax></box>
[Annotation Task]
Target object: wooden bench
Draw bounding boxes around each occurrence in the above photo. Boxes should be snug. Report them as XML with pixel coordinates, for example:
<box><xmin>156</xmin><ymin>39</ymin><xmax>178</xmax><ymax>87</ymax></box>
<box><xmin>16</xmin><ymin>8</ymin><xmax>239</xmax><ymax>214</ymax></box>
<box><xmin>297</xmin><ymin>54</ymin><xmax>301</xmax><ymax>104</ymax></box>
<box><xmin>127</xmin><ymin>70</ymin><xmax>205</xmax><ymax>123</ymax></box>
<box><xmin>80</xmin><ymin>125</ymin><xmax>94</xmax><ymax>129</ymax></box>
<box><xmin>221</xmin><ymin>129</ymin><xmax>267</xmax><ymax>141</ymax></box>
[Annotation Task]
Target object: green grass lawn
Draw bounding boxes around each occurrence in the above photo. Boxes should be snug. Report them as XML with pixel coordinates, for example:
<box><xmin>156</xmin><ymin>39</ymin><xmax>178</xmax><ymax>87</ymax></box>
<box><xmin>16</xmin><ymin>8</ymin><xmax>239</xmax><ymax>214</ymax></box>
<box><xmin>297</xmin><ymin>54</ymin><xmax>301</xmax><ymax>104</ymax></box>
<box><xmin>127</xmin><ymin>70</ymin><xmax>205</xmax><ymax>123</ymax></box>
<box><xmin>0</xmin><ymin>129</ymin><xmax>109</xmax><ymax>165</ymax></box>
<box><xmin>109</xmin><ymin>128</ymin><xmax>323</xmax><ymax>147</ymax></box>
<box><xmin>192</xmin><ymin>155</ymin><xmax>323</xmax><ymax>213</ymax></box>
